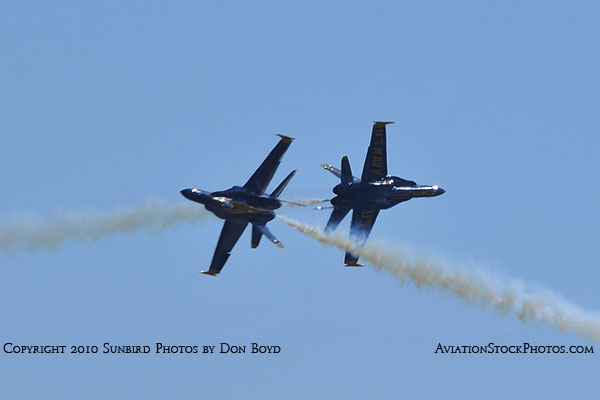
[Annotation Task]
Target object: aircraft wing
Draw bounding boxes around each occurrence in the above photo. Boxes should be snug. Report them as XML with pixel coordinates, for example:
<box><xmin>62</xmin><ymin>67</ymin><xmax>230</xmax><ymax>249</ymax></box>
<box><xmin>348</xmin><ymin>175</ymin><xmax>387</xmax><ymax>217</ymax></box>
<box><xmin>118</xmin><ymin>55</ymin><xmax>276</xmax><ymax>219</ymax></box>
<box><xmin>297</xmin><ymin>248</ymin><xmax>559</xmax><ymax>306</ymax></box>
<box><xmin>361</xmin><ymin>122</ymin><xmax>393</xmax><ymax>183</ymax></box>
<box><xmin>202</xmin><ymin>220</ymin><xmax>248</xmax><ymax>276</ymax></box>
<box><xmin>321</xmin><ymin>164</ymin><xmax>360</xmax><ymax>182</ymax></box>
<box><xmin>244</xmin><ymin>134</ymin><xmax>294</xmax><ymax>194</ymax></box>
<box><xmin>324</xmin><ymin>207</ymin><xmax>350</xmax><ymax>233</ymax></box>
<box><xmin>344</xmin><ymin>209</ymin><xmax>380</xmax><ymax>266</ymax></box>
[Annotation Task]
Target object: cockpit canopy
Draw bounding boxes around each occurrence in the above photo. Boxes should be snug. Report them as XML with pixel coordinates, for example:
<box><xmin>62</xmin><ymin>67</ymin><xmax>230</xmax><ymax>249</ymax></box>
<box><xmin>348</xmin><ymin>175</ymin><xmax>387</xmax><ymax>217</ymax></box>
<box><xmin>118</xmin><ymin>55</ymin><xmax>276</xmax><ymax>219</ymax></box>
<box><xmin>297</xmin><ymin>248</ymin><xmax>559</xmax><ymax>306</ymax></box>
<box><xmin>387</xmin><ymin>176</ymin><xmax>417</xmax><ymax>187</ymax></box>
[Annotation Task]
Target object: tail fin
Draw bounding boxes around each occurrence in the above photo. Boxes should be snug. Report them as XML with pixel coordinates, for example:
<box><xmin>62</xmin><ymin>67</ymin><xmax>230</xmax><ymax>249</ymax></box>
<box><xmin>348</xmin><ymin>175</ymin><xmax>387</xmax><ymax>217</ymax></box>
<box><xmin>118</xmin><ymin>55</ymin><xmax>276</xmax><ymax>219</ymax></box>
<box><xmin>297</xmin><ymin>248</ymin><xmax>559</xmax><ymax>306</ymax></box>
<box><xmin>321</xmin><ymin>163</ymin><xmax>361</xmax><ymax>183</ymax></box>
<box><xmin>251</xmin><ymin>225</ymin><xmax>263</xmax><ymax>248</ymax></box>
<box><xmin>270</xmin><ymin>170</ymin><xmax>296</xmax><ymax>198</ymax></box>
<box><xmin>341</xmin><ymin>156</ymin><xmax>353</xmax><ymax>185</ymax></box>
<box><xmin>251</xmin><ymin>223</ymin><xmax>284</xmax><ymax>248</ymax></box>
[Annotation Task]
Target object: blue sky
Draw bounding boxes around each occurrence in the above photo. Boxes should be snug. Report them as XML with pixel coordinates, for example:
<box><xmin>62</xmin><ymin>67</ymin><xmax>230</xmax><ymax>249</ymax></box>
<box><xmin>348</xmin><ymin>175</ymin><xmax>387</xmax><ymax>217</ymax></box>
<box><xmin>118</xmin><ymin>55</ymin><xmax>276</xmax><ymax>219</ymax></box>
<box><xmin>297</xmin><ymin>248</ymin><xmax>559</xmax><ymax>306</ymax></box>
<box><xmin>1</xmin><ymin>1</ymin><xmax>599</xmax><ymax>398</ymax></box>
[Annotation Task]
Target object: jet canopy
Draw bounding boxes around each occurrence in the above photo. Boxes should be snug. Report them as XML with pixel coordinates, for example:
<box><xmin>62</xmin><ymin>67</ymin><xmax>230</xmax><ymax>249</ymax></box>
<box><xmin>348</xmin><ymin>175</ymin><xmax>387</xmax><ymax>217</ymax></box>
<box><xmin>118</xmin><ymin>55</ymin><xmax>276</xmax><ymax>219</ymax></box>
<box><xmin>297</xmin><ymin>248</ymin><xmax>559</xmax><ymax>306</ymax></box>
<box><xmin>386</xmin><ymin>176</ymin><xmax>417</xmax><ymax>186</ymax></box>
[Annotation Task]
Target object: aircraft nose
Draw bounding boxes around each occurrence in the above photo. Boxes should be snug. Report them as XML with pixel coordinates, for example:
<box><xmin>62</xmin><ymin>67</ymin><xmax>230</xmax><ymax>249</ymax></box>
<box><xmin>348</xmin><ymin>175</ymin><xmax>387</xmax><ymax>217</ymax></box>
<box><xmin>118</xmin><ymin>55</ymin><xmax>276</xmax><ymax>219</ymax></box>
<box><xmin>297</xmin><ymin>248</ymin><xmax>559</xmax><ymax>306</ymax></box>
<box><xmin>437</xmin><ymin>187</ymin><xmax>445</xmax><ymax>196</ymax></box>
<box><xmin>180</xmin><ymin>189</ymin><xmax>194</xmax><ymax>200</ymax></box>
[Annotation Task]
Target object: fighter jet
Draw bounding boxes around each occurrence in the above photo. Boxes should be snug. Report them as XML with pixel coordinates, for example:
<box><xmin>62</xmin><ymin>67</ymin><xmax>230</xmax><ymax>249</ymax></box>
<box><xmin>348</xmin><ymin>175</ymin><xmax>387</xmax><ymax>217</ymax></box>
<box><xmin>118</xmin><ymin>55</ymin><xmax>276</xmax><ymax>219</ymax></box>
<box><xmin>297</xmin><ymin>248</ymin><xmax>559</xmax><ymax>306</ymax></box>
<box><xmin>181</xmin><ymin>134</ymin><xmax>295</xmax><ymax>276</ymax></box>
<box><xmin>321</xmin><ymin>122</ymin><xmax>444</xmax><ymax>266</ymax></box>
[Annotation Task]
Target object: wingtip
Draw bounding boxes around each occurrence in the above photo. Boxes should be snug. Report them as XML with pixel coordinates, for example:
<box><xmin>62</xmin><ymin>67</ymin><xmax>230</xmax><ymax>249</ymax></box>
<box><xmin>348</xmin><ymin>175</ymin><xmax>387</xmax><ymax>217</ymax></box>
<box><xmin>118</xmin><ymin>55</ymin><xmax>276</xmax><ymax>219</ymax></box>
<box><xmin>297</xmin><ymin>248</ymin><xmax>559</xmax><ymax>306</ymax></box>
<box><xmin>276</xmin><ymin>243</ymin><xmax>284</xmax><ymax>248</ymax></box>
<box><xmin>344</xmin><ymin>262</ymin><xmax>364</xmax><ymax>267</ymax></box>
<box><xmin>276</xmin><ymin>134</ymin><xmax>295</xmax><ymax>143</ymax></box>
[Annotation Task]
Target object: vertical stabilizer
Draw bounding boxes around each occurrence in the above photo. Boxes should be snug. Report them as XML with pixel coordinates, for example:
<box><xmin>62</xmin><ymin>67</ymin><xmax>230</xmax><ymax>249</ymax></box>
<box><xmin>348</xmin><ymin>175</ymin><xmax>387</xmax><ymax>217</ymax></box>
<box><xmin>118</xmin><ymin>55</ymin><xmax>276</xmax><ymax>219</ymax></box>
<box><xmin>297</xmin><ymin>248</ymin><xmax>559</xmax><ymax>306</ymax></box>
<box><xmin>270</xmin><ymin>170</ymin><xmax>296</xmax><ymax>198</ymax></box>
<box><xmin>252</xmin><ymin>223</ymin><xmax>284</xmax><ymax>248</ymax></box>
<box><xmin>251</xmin><ymin>225</ymin><xmax>263</xmax><ymax>248</ymax></box>
<box><xmin>340</xmin><ymin>156</ymin><xmax>353</xmax><ymax>185</ymax></box>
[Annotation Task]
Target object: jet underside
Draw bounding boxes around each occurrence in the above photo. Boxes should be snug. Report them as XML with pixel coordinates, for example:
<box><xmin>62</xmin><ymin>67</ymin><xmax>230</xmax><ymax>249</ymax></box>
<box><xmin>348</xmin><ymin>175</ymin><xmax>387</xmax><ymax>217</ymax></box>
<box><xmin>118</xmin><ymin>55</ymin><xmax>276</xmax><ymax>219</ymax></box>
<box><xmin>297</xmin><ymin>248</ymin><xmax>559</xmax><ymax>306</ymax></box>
<box><xmin>181</xmin><ymin>134</ymin><xmax>295</xmax><ymax>276</ymax></box>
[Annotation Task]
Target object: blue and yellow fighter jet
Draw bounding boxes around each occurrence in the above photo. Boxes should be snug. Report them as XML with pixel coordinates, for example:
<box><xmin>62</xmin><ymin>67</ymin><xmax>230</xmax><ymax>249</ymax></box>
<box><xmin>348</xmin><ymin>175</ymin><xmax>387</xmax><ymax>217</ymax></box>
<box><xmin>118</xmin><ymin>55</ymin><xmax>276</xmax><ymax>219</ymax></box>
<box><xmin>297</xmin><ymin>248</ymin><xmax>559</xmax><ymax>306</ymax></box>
<box><xmin>181</xmin><ymin>134</ymin><xmax>295</xmax><ymax>276</ymax></box>
<box><xmin>321</xmin><ymin>122</ymin><xmax>445</xmax><ymax>266</ymax></box>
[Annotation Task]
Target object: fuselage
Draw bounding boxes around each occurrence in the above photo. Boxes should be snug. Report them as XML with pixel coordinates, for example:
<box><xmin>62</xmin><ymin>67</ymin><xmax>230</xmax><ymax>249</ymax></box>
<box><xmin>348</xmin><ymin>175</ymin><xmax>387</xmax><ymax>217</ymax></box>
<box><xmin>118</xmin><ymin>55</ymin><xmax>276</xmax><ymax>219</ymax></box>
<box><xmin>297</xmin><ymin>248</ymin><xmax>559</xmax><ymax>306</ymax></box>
<box><xmin>330</xmin><ymin>176</ymin><xmax>445</xmax><ymax>210</ymax></box>
<box><xmin>180</xmin><ymin>186</ymin><xmax>280</xmax><ymax>223</ymax></box>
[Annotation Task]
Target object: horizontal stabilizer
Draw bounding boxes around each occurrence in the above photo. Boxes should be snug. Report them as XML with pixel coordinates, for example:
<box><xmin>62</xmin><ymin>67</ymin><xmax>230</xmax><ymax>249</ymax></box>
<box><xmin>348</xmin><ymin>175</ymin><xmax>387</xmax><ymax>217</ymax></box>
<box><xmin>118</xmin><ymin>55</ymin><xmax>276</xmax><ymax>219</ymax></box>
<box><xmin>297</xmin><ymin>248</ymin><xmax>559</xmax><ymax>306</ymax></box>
<box><xmin>321</xmin><ymin>164</ymin><xmax>360</xmax><ymax>182</ymax></box>
<box><xmin>200</xmin><ymin>270</ymin><xmax>219</xmax><ymax>276</ymax></box>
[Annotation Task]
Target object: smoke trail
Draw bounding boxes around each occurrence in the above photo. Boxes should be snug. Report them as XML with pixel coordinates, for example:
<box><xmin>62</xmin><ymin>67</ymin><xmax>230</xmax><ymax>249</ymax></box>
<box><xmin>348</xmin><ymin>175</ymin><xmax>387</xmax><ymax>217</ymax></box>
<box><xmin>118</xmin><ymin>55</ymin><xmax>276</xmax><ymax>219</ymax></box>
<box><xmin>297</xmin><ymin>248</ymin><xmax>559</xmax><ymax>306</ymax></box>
<box><xmin>281</xmin><ymin>198</ymin><xmax>329</xmax><ymax>207</ymax></box>
<box><xmin>278</xmin><ymin>215</ymin><xmax>600</xmax><ymax>341</ymax></box>
<box><xmin>0</xmin><ymin>200</ymin><xmax>210</xmax><ymax>252</ymax></box>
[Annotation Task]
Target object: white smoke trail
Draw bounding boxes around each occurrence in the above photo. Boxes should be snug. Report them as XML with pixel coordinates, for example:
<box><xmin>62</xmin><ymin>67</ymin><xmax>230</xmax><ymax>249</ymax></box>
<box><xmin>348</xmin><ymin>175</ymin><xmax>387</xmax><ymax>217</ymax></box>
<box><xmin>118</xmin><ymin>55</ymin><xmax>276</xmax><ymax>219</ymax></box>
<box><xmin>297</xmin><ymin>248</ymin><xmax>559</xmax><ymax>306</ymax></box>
<box><xmin>281</xmin><ymin>198</ymin><xmax>329</xmax><ymax>207</ymax></box>
<box><xmin>278</xmin><ymin>215</ymin><xmax>600</xmax><ymax>341</ymax></box>
<box><xmin>0</xmin><ymin>200</ymin><xmax>210</xmax><ymax>252</ymax></box>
